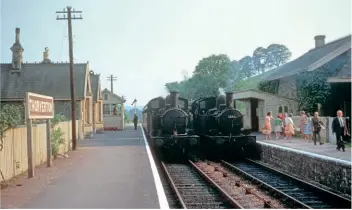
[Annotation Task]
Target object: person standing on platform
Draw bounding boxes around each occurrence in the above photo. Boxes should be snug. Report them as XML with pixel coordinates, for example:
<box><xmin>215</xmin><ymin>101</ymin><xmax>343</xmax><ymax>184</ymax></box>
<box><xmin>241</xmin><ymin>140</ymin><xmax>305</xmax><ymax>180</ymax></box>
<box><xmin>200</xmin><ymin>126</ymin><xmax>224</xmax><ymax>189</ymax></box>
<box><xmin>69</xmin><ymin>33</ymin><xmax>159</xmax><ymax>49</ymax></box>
<box><xmin>312</xmin><ymin>112</ymin><xmax>324</xmax><ymax>145</ymax></box>
<box><xmin>262</xmin><ymin>111</ymin><xmax>274</xmax><ymax>140</ymax></box>
<box><xmin>284</xmin><ymin>113</ymin><xmax>295</xmax><ymax>140</ymax></box>
<box><xmin>274</xmin><ymin>115</ymin><xmax>283</xmax><ymax>140</ymax></box>
<box><xmin>282</xmin><ymin>112</ymin><xmax>288</xmax><ymax>139</ymax></box>
<box><xmin>133</xmin><ymin>114</ymin><xmax>138</xmax><ymax>130</ymax></box>
<box><xmin>332</xmin><ymin>110</ymin><xmax>348</xmax><ymax>152</ymax></box>
<box><xmin>304</xmin><ymin>113</ymin><xmax>313</xmax><ymax>140</ymax></box>
<box><xmin>299</xmin><ymin>111</ymin><xmax>307</xmax><ymax>140</ymax></box>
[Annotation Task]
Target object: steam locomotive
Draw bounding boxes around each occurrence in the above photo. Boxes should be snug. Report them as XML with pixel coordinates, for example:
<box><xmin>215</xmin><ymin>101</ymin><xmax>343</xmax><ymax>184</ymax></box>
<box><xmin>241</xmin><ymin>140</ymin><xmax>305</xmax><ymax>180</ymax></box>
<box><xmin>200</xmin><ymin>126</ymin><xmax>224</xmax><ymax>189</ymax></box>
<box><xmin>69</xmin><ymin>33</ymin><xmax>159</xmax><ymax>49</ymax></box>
<box><xmin>142</xmin><ymin>91</ymin><xmax>199</xmax><ymax>154</ymax></box>
<box><xmin>190</xmin><ymin>91</ymin><xmax>260</xmax><ymax>159</ymax></box>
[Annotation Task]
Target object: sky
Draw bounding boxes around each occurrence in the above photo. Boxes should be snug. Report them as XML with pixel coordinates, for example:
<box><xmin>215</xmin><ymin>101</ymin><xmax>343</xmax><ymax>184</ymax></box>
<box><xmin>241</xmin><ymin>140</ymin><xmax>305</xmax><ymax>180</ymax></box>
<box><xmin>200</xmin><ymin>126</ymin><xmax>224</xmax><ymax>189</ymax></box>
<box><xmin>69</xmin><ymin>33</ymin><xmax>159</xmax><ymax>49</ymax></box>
<box><xmin>1</xmin><ymin>0</ymin><xmax>351</xmax><ymax>106</ymax></box>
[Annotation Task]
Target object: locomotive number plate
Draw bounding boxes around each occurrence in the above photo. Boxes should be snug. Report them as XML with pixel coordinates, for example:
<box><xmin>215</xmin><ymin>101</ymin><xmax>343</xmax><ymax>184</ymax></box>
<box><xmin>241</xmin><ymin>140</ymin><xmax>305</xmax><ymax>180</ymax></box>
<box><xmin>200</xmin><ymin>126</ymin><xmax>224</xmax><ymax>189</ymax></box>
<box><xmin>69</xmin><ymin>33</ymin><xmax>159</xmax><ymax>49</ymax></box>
<box><xmin>228</xmin><ymin>115</ymin><xmax>236</xmax><ymax>119</ymax></box>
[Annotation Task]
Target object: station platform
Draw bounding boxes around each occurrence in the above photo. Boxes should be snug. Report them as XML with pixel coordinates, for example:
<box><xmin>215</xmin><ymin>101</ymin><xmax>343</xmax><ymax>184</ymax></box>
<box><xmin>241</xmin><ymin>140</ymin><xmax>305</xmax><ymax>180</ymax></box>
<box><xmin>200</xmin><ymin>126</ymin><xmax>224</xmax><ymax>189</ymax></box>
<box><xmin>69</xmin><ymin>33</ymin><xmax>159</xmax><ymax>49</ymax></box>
<box><xmin>255</xmin><ymin>133</ymin><xmax>351</xmax><ymax>162</ymax></box>
<box><xmin>1</xmin><ymin>125</ymin><xmax>168</xmax><ymax>209</ymax></box>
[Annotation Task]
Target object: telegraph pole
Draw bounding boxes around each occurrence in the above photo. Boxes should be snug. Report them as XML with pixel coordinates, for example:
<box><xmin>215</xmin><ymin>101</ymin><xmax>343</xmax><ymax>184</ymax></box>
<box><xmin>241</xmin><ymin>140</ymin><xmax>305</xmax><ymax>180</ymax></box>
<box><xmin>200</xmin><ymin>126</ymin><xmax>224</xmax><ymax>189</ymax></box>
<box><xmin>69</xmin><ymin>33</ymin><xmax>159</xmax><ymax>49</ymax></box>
<box><xmin>107</xmin><ymin>74</ymin><xmax>117</xmax><ymax>93</ymax></box>
<box><xmin>56</xmin><ymin>6</ymin><xmax>82</xmax><ymax>151</ymax></box>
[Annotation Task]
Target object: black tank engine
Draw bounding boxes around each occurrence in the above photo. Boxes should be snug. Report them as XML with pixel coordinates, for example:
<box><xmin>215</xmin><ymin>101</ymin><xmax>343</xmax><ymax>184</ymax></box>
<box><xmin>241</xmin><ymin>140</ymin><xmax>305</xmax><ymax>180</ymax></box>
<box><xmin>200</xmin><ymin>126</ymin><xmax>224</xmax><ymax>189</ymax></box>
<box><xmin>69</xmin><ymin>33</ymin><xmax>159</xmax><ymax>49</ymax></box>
<box><xmin>142</xmin><ymin>91</ymin><xmax>199</xmax><ymax>152</ymax></box>
<box><xmin>191</xmin><ymin>91</ymin><xmax>260</xmax><ymax>159</ymax></box>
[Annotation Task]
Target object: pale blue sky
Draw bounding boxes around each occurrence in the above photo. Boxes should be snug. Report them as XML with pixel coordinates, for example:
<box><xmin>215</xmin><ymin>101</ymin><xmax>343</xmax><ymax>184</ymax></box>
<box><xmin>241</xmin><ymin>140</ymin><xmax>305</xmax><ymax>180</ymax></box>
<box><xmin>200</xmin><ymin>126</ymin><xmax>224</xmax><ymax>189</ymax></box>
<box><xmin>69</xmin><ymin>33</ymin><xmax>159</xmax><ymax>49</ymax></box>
<box><xmin>1</xmin><ymin>0</ymin><xmax>351</xmax><ymax>105</ymax></box>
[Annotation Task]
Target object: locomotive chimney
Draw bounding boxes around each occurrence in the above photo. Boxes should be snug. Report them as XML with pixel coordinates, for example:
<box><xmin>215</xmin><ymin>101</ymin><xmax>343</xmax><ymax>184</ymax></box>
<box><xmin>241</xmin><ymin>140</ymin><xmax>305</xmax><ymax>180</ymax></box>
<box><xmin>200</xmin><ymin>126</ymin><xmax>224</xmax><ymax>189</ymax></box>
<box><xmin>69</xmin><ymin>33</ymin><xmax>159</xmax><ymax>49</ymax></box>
<box><xmin>170</xmin><ymin>90</ymin><xmax>179</xmax><ymax>108</ymax></box>
<box><xmin>225</xmin><ymin>91</ymin><xmax>234</xmax><ymax>108</ymax></box>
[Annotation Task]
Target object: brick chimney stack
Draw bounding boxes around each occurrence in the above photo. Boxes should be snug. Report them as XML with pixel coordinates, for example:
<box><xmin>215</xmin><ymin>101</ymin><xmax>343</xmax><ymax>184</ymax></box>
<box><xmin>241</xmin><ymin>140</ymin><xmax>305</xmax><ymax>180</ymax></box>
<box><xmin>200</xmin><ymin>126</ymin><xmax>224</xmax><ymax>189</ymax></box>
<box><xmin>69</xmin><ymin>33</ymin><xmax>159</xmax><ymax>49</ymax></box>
<box><xmin>42</xmin><ymin>47</ymin><xmax>51</xmax><ymax>63</ymax></box>
<box><xmin>10</xmin><ymin>28</ymin><xmax>24</xmax><ymax>70</ymax></box>
<box><xmin>314</xmin><ymin>35</ymin><xmax>326</xmax><ymax>48</ymax></box>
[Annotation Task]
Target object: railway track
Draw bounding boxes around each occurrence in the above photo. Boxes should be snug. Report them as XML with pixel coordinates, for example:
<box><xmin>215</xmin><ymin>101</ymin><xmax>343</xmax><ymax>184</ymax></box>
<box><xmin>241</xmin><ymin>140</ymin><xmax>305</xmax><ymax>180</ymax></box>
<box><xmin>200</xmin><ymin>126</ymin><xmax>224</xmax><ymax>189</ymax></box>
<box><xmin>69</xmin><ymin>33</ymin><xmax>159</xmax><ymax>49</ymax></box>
<box><xmin>161</xmin><ymin>160</ymin><xmax>243</xmax><ymax>209</ymax></box>
<box><xmin>221</xmin><ymin>159</ymin><xmax>352</xmax><ymax>209</ymax></box>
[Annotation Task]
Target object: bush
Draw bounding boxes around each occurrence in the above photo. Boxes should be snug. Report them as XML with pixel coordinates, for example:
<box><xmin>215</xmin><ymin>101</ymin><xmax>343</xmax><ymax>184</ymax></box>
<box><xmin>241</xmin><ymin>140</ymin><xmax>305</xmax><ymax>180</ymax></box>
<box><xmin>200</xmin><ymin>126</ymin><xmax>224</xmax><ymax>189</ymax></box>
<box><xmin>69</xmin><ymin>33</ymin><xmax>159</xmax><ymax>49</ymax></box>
<box><xmin>0</xmin><ymin>104</ymin><xmax>23</xmax><ymax>138</ymax></box>
<box><xmin>50</xmin><ymin>114</ymin><xmax>67</xmax><ymax>156</ymax></box>
<box><xmin>51</xmin><ymin>127</ymin><xmax>65</xmax><ymax>156</ymax></box>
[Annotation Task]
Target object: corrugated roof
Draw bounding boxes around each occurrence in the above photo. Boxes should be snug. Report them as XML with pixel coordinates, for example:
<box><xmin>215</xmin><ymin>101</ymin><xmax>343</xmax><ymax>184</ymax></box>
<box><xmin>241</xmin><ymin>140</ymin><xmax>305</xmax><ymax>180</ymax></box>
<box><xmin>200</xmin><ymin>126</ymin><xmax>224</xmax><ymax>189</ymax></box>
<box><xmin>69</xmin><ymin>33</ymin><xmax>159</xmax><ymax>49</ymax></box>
<box><xmin>0</xmin><ymin>63</ymin><xmax>88</xmax><ymax>99</ymax></box>
<box><xmin>264</xmin><ymin>35</ymin><xmax>351</xmax><ymax>81</ymax></box>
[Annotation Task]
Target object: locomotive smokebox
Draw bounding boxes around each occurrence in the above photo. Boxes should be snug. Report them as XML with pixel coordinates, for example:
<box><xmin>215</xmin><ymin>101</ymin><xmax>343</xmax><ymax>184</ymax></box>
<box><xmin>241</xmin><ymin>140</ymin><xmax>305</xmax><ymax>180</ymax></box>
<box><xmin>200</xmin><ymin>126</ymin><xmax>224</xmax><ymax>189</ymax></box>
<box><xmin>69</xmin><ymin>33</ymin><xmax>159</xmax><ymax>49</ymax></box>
<box><xmin>170</xmin><ymin>90</ymin><xmax>179</xmax><ymax>108</ymax></box>
<box><xmin>225</xmin><ymin>91</ymin><xmax>234</xmax><ymax>108</ymax></box>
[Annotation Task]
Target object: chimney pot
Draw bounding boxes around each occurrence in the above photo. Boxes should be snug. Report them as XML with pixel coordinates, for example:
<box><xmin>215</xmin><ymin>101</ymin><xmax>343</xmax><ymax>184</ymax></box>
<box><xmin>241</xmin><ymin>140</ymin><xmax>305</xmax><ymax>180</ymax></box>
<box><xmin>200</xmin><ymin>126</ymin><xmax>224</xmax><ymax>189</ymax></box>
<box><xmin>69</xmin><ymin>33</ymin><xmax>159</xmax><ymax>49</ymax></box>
<box><xmin>42</xmin><ymin>47</ymin><xmax>51</xmax><ymax>63</ymax></box>
<box><xmin>314</xmin><ymin>35</ymin><xmax>326</xmax><ymax>48</ymax></box>
<box><xmin>169</xmin><ymin>90</ymin><xmax>179</xmax><ymax>108</ymax></box>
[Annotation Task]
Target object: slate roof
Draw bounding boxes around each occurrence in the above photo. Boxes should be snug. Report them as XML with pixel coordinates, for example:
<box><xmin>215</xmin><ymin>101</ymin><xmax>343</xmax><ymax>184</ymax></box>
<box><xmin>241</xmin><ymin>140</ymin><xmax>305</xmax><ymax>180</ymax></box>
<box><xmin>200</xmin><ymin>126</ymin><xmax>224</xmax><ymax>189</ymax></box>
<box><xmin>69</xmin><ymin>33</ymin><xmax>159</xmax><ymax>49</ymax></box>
<box><xmin>90</xmin><ymin>72</ymin><xmax>100</xmax><ymax>102</ymax></box>
<box><xmin>264</xmin><ymin>35</ymin><xmax>351</xmax><ymax>81</ymax></box>
<box><xmin>0</xmin><ymin>63</ymin><xmax>88</xmax><ymax>100</ymax></box>
<box><xmin>102</xmin><ymin>88</ymin><xmax>126</xmax><ymax>103</ymax></box>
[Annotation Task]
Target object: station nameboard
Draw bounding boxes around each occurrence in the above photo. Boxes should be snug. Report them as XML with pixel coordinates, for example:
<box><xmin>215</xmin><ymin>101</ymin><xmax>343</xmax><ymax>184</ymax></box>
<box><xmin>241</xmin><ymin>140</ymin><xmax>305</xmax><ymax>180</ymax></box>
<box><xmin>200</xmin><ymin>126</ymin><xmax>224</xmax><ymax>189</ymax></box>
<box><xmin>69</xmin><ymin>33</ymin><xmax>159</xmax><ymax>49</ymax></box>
<box><xmin>25</xmin><ymin>92</ymin><xmax>54</xmax><ymax>119</ymax></box>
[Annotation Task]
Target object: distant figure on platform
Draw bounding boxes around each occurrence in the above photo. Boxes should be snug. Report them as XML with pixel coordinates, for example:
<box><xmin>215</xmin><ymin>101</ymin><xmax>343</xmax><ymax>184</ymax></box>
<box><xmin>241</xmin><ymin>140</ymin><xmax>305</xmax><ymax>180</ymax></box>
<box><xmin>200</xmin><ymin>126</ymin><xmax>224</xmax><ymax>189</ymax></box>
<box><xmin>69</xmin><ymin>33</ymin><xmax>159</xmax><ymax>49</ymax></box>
<box><xmin>282</xmin><ymin>112</ymin><xmax>288</xmax><ymax>138</ymax></box>
<box><xmin>312</xmin><ymin>112</ymin><xmax>324</xmax><ymax>145</ymax></box>
<box><xmin>332</xmin><ymin>110</ymin><xmax>348</xmax><ymax>152</ymax></box>
<box><xmin>304</xmin><ymin>113</ymin><xmax>313</xmax><ymax>140</ymax></box>
<box><xmin>284</xmin><ymin>113</ymin><xmax>295</xmax><ymax>140</ymax></box>
<box><xmin>133</xmin><ymin>114</ymin><xmax>138</xmax><ymax>130</ymax></box>
<box><xmin>274</xmin><ymin>114</ymin><xmax>283</xmax><ymax>140</ymax></box>
<box><xmin>299</xmin><ymin>111</ymin><xmax>307</xmax><ymax>140</ymax></box>
<box><xmin>262</xmin><ymin>111</ymin><xmax>274</xmax><ymax>140</ymax></box>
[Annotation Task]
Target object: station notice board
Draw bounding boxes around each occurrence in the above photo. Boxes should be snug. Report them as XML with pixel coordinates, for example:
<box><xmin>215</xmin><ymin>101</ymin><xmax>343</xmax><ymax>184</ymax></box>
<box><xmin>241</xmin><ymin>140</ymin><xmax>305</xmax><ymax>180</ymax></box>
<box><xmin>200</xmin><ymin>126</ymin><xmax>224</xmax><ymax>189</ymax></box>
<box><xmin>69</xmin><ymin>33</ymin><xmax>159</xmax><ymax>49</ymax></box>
<box><xmin>25</xmin><ymin>92</ymin><xmax>54</xmax><ymax>178</ymax></box>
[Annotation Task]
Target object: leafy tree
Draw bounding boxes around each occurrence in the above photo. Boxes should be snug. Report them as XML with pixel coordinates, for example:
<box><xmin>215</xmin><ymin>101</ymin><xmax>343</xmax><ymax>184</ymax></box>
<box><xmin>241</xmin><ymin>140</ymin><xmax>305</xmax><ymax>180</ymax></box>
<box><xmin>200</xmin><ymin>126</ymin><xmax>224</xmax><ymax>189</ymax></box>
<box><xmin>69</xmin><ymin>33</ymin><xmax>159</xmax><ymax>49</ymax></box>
<box><xmin>227</xmin><ymin>60</ymin><xmax>244</xmax><ymax>89</ymax></box>
<box><xmin>266</xmin><ymin>44</ymin><xmax>292</xmax><ymax>68</ymax></box>
<box><xmin>252</xmin><ymin>47</ymin><xmax>269</xmax><ymax>74</ymax></box>
<box><xmin>193</xmin><ymin>54</ymin><xmax>231</xmax><ymax>96</ymax></box>
<box><xmin>238</xmin><ymin>56</ymin><xmax>255</xmax><ymax>78</ymax></box>
<box><xmin>165</xmin><ymin>81</ymin><xmax>180</xmax><ymax>92</ymax></box>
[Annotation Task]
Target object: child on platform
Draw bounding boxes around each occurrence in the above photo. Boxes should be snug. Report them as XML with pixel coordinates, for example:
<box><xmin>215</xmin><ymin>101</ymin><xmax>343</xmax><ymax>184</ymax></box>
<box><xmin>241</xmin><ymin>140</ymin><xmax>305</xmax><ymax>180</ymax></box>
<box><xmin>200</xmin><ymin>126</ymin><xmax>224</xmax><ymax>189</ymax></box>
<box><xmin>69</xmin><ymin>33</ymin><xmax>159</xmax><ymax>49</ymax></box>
<box><xmin>274</xmin><ymin>115</ymin><xmax>283</xmax><ymax>140</ymax></box>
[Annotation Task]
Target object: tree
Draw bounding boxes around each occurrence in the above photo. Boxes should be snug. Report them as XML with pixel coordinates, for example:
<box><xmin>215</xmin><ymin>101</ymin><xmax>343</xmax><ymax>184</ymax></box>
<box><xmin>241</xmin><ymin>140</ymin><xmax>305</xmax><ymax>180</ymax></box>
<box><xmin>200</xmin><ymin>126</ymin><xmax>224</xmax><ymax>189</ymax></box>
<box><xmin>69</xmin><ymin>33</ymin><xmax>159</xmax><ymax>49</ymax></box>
<box><xmin>227</xmin><ymin>60</ymin><xmax>244</xmax><ymax>89</ymax></box>
<box><xmin>266</xmin><ymin>44</ymin><xmax>292</xmax><ymax>68</ymax></box>
<box><xmin>165</xmin><ymin>81</ymin><xmax>180</xmax><ymax>92</ymax></box>
<box><xmin>252</xmin><ymin>47</ymin><xmax>269</xmax><ymax>74</ymax></box>
<box><xmin>238</xmin><ymin>56</ymin><xmax>255</xmax><ymax>78</ymax></box>
<box><xmin>193</xmin><ymin>54</ymin><xmax>231</xmax><ymax>95</ymax></box>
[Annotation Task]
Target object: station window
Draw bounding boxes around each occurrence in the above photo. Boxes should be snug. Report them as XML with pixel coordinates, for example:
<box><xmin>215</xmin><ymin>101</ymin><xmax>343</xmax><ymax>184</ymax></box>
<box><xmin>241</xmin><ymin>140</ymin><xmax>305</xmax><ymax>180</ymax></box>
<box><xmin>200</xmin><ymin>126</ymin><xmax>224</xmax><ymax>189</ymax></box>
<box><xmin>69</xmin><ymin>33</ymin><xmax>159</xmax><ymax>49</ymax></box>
<box><xmin>278</xmin><ymin>106</ymin><xmax>283</xmax><ymax>113</ymax></box>
<box><xmin>104</xmin><ymin>94</ymin><xmax>108</xmax><ymax>100</ymax></box>
<box><xmin>284</xmin><ymin>106</ymin><xmax>288</xmax><ymax>113</ymax></box>
<box><xmin>103</xmin><ymin>104</ymin><xmax>110</xmax><ymax>115</ymax></box>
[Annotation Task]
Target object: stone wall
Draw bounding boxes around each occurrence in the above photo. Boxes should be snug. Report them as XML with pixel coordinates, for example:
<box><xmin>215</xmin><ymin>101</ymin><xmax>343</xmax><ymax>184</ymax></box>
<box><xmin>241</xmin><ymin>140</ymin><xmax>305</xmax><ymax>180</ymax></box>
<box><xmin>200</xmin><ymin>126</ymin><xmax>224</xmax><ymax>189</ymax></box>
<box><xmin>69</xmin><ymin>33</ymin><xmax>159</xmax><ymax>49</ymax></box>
<box><xmin>258</xmin><ymin>142</ymin><xmax>351</xmax><ymax>197</ymax></box>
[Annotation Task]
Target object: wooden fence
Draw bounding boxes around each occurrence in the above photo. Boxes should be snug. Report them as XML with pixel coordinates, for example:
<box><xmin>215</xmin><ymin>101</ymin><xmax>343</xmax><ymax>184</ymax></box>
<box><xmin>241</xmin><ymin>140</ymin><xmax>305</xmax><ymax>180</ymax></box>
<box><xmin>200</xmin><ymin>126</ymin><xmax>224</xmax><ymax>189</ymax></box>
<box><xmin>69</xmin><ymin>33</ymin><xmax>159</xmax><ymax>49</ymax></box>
<box><xmin>0</xmin><ymin>120</ymin><xmax>80</xmax><ymax>182</ymax></box>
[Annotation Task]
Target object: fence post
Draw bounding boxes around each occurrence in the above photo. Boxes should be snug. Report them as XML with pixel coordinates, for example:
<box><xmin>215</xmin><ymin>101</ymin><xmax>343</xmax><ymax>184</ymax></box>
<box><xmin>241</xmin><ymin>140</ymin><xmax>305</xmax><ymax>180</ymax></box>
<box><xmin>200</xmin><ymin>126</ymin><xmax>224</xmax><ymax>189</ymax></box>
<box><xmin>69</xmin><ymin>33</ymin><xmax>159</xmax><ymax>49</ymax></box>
<box><xmin>46</xmin><ymin>119</ymin><xmax>52</xmax><ymax>167</ymax></box>
<box><xmin>26</xmin><ymin>118</ymin><xmax>34</xmax><ymax>178</ymax></box>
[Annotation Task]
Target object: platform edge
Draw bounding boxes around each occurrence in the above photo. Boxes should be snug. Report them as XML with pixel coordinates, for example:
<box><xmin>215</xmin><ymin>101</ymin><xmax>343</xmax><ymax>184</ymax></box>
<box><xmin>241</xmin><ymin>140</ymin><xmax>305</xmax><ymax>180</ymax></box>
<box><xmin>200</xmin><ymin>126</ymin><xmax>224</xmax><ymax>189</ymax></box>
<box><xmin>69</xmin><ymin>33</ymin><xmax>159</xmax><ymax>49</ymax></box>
<box><xmin>140</xmin><ymin>124</ymin><xmax>170</xmax><ymax>209</ymax></box>
<box><xmin>257</xmin><ymin>141</ymin><xmax>351</xmax><ymax>166</ymax></box>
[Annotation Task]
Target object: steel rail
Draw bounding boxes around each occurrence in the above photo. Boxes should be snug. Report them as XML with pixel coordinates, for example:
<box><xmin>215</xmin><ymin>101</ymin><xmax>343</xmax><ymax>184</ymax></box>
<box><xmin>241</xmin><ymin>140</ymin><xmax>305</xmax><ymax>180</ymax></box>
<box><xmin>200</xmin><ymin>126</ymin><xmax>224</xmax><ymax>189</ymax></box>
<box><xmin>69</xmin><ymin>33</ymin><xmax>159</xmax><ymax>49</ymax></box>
<box><xmin>222</xmin><ymin>159</ymin><xmax>352</xmax><ymax>209</ymax></box>
<box><xmin>189</xmin><ymin>160</ymin><xmax>244</xmax><ymax>209</ymax></box>
<box><xmin>160</xmin><ymin>161</ymin><xmax>187</xmax><ymax>208</ymax></box>
<box><xmin>221</xmin><ymin>160</ymin><xmax>311</xmax><ymax>209</ymax></box>
<box><xmin>206</xmin><ymin>161</ymin><xmax>277</xmax><ymax>209</ymax></box>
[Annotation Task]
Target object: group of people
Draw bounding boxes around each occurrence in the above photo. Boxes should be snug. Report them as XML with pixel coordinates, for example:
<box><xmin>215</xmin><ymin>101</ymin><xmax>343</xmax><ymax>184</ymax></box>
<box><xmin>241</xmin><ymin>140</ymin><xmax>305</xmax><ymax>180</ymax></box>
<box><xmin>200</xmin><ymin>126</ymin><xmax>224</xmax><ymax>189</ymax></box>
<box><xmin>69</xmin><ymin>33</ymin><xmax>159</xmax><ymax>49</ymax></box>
<box><xmin>261</xmin><ymin>110</ymin><xmax>349</xmax><ymax>152</ymax></box>
<box><xmin>262</xmin><ymin>112</ymin><xmax>297</xmax><ymax>141</ymax></box>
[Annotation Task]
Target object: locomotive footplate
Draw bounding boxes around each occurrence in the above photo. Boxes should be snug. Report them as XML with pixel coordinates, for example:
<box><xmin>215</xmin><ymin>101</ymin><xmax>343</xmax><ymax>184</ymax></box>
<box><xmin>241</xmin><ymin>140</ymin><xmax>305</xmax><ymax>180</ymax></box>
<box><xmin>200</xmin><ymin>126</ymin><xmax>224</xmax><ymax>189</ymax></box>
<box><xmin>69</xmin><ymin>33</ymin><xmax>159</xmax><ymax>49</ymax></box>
<box><xmin>151</xmin><ymin>135</ymin><xmax>199</xmax><ymax>147</ymax></box>
<box><xmin>203</xmin><ymin>134</ymin><xmax>256</xmax><ymax>145</ymax></box>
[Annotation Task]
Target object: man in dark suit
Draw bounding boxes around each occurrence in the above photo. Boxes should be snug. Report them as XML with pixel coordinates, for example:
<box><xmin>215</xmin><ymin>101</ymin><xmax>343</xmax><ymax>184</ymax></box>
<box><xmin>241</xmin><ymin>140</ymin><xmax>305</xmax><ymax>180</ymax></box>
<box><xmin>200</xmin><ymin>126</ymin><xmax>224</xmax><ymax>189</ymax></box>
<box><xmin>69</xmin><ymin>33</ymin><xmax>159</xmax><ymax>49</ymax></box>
<box><xmin>133</xmin><ymin>114</ymin><xmax>138</xmax><ymax>130</ymax></box>
<box><xmin>332</xmin><ymin>110</ymin><xmax>347</xmax><ymax>152</ymax></box>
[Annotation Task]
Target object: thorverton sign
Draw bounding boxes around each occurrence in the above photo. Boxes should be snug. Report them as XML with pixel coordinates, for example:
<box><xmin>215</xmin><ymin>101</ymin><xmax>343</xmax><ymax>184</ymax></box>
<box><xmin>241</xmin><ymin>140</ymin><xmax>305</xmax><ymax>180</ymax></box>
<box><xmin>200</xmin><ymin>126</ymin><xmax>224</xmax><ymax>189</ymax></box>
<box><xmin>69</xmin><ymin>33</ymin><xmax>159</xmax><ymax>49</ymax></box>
<box><xmin>25</xmin><ymin>92</ymin><xmax>54</xmax><ymax>119</ymax></box>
